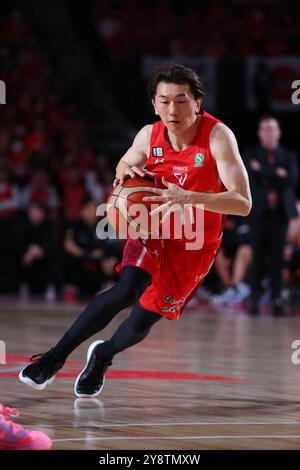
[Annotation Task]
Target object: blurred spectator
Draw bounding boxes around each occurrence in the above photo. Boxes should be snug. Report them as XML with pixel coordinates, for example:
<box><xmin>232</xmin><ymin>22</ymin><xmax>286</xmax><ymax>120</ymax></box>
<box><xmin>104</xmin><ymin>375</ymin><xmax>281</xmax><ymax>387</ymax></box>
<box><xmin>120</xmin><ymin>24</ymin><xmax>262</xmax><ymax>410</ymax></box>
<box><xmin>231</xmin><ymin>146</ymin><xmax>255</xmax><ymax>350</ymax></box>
<box><xmin>211</xmin><ymin>216</ymin><xmax>252</xmax><ymax>305</ymax></box>
<box><xmin>245</xmin><ymin>115</ymin><xmax>299</xmax><ymax>315</ymax></box>
<box><xmin>63</xmin><ymin>198</ymin><xmax>121</xmax><ymax>300</ymax></box>
<box><xmin>283</xmin><ymin>202</ymin><xmax>300</xmax><ymax>306</ymax></box>
<box><xmin>253</xmin><ymin>61</ymin><xmax>271</xmax><ymax>112</ymax></box>
<box><xmin>20</xmin><ymin>169</ymin><xmax>59</xmax><ymax>211</ymax></box>
<box><xmin>59</xmin><ymin>165</ymin><xmax>87</xmax><ymax>222</ymax></box>
<box><xmin>91</xmin><ymin>0</ymin><xmax>300</xmax><ymax>61</ymax></box>
<box><xmin>0</xmin><ymin>166</ymin><xmax>19</xmax><ymax>217</ymax></box>
<box><xmin>18</xmin><ymin>201</ymin><xmax>56</xmax><ymax>298</ymax></box>
<box><xmin>0</xmin><ymin>167</ymin><xmax>20</xmax><ymax>293</ymax></box>
<box><xmin>85</xmin><ymin>154</ymin><xmax>114</xmax><ymax>205</ymax></box>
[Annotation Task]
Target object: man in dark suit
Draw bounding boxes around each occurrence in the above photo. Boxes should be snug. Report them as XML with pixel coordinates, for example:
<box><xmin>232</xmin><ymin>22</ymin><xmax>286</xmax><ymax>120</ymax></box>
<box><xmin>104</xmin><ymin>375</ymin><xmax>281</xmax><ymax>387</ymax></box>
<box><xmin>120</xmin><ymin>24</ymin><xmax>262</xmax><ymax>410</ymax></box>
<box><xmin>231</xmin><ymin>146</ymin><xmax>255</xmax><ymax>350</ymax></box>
<box><xmin>244</xmin><ymin>115</ymin><xmax>298</xmax><ymax>315</ymax></box>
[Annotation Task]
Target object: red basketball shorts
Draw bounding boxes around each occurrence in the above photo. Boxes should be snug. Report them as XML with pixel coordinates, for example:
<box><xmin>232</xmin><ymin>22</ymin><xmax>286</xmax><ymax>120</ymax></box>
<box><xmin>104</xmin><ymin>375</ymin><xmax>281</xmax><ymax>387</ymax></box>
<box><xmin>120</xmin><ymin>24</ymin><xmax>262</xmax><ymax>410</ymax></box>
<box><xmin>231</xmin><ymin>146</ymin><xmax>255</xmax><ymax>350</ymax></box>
<box><xmin>115</xmin><ymin>237</ymin><xmax>220</xmax><ymax>320</ymax></box>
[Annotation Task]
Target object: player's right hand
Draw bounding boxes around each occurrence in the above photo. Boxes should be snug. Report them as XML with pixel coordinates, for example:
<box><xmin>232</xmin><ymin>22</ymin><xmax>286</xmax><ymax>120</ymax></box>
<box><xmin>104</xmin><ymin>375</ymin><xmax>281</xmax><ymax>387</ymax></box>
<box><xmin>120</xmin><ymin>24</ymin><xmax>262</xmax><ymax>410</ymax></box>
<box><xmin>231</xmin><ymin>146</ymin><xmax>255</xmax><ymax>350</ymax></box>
<box><xmin>113</xmin><ymin>166</ymin><xmax>156</xmax><ymax>188</ymax></box>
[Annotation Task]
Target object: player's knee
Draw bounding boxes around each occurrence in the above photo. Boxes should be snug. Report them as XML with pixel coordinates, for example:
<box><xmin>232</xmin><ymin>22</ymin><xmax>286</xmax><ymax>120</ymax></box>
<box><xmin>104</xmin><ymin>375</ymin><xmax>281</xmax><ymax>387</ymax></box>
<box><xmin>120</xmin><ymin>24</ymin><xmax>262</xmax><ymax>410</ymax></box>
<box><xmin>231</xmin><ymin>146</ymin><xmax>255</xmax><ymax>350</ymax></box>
<box><xmin>114</xmin><ymin>281</ymin><xmax>144</xmax><ymax>305</ymax></box>
<box><xmin>117</xmin><ymin>268</ymin><xmax>150</xmax><ymax>303</ymax></box>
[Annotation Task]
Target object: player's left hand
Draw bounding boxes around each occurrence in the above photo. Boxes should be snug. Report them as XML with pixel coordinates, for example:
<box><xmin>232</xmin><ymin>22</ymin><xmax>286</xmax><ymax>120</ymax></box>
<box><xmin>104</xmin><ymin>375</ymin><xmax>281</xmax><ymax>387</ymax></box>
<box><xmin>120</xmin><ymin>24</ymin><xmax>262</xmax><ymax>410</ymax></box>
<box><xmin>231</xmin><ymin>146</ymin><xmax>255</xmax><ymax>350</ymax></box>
<box><xmin>143</xmin><ymin>177</ymin><xmax>189</xmax><ymax>221</ymax></box>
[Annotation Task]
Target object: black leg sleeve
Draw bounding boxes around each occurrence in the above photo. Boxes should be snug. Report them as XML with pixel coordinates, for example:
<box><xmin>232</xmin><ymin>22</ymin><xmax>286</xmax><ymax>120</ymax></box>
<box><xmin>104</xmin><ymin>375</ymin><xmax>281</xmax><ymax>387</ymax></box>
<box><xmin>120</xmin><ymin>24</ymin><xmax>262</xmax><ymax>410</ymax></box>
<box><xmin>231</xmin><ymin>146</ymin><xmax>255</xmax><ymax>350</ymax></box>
<box><xmin>53</xmin><ymin>266</ymin><xmax>151</xmax><ymax>358</ymax></box>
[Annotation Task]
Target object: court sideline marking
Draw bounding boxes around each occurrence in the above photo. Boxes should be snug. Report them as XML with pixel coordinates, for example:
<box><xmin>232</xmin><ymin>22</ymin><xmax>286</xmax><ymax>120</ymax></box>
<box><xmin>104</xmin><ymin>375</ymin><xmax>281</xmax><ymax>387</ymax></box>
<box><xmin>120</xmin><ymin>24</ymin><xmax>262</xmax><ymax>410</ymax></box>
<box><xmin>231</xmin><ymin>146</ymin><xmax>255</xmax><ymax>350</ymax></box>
<box><xmin>52</xmin><ymin>434</ymin><xmax>300</xmax><ymax>443</ymax></box>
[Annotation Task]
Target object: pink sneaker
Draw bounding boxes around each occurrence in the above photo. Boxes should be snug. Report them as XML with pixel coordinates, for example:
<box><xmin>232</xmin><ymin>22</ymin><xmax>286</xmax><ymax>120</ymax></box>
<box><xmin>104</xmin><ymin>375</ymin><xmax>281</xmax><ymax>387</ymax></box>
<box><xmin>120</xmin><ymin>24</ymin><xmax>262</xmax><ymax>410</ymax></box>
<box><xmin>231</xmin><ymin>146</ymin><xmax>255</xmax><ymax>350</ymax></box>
<box><xmin>0</xmin><ymin>404</ymin><xmax>52</xmax><ymax>450</ymax></box>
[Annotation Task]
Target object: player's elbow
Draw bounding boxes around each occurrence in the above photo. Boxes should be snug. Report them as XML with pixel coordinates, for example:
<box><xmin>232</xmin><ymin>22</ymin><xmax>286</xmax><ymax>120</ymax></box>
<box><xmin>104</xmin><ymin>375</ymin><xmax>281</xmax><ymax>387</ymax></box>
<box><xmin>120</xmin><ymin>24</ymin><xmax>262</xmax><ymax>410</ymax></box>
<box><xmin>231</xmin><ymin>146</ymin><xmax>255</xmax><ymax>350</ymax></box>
<box><xmin>240</xmin><ymin>197</ymin><xmax>252</xmax><ymax>217</ymax></box>
<box><xmin>230</xmin><ymin>190</ymin><xmax>252</xmax><ymax>216</ymax></box>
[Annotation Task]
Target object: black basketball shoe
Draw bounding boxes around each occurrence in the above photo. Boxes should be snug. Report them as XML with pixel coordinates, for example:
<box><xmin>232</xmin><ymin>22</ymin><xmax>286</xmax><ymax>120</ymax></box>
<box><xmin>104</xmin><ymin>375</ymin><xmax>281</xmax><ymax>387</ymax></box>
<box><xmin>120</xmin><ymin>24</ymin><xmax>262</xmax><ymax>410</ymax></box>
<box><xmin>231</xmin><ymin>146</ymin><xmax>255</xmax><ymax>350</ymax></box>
<box><xmin>74</xmin><ymin>340</ymin><xmax>112</xmax><ymax>398</ymax></box>
<box><xmin>19</xmin><ymin>349</ymin><xmax>65</xmax><ymax>390</ymax></box>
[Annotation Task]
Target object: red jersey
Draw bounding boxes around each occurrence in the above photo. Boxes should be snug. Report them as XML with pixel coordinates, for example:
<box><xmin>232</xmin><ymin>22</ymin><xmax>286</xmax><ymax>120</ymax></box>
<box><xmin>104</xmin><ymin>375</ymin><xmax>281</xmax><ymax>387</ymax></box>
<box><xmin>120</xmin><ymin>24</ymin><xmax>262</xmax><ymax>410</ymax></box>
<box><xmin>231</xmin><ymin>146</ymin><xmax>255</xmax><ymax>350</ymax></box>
<box><xmin>116</xmin><ymin>111</ymin><xmax>225</xmax><ymax>319</ymax></box>
<box><xmin>145</xmin><ymin>111</ymin><xmax>225</xmax><ymax>248</ymax></box>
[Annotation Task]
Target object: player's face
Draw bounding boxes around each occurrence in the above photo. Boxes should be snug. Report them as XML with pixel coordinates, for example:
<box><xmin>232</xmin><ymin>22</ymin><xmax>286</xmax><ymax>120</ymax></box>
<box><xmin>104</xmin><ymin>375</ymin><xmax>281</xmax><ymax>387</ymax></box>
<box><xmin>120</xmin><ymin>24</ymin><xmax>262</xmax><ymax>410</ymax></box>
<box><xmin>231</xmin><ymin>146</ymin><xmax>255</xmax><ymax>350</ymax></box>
<box><xmin>152</xmin><ymin>82</ymin><xmax>201</xmax><ymax>134</ymax></box>
<box><xmin>258</xmin><ymin>119</ymin><xmax>281</xmax><ymax>150</ymax></box>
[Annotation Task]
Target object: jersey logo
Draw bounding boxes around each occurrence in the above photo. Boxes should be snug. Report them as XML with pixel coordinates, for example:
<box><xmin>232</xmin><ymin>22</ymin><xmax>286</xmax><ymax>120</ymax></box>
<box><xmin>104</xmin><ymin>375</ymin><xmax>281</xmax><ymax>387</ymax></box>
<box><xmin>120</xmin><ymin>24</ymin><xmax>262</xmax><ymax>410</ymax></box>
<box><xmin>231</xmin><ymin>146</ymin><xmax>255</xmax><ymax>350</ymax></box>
<box><xmin>194</xmin><ymin>152</ymin><xmax>204</xmax><ymax>167</ymax></box>
<box><xmin>152</xmin><ymin>147</ymin><xmax>164</xmax><ymax>157</ymax></box>
<box><xmin>173</xmin><ymin>165</ymin><xmax>188</xmax><ymax>186</ymax></box>
<box><xmin>154</xmin><ymin>157</ymin><xmax>165</xmax><ymax>164</ymax></box>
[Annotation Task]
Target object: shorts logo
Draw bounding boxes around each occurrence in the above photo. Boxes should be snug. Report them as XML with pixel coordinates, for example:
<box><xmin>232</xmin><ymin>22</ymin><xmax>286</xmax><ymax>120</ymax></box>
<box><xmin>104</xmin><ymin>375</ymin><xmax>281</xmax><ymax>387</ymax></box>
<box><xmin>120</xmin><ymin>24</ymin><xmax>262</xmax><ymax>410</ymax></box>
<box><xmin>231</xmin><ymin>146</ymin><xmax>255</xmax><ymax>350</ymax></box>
<box><xmin>152</xmin><ymin>147</ymin><xmax>164</xmax><ymax>157</ymax></box>
<box><xmin>161</xmin><ymin>295</ymin><xmax>184</xmax><ymax>313</ymax></box>
<box><xmin>194</xmin><ymin>153</ymin><xmax>204</xmax><ymax>167</ymax></box>
<box><xmin>173</xmin><ymin>165</ymin><xmax>188</xmax><ymax>186</ymax></box>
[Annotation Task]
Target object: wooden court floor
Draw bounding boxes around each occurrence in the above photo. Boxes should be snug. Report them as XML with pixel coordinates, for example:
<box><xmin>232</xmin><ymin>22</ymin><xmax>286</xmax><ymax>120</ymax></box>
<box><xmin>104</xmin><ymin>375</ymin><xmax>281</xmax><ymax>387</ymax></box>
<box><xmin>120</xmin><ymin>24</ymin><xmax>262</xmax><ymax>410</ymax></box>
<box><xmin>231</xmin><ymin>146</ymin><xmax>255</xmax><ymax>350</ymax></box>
<box><xmin>1</xmin><ymin>301</ymin><xmax>300</xmax><ymax>450</ymax></box>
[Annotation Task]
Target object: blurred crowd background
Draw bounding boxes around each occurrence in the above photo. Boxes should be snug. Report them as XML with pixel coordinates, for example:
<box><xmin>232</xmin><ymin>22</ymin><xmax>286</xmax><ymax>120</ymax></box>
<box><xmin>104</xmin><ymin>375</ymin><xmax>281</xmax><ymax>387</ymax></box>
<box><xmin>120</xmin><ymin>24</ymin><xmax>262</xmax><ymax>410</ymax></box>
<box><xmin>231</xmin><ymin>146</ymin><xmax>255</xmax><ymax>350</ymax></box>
<box><xmin>0</xmin><ymin>0</ymin><xmax>299</xmax><ymax>310</ymax></box>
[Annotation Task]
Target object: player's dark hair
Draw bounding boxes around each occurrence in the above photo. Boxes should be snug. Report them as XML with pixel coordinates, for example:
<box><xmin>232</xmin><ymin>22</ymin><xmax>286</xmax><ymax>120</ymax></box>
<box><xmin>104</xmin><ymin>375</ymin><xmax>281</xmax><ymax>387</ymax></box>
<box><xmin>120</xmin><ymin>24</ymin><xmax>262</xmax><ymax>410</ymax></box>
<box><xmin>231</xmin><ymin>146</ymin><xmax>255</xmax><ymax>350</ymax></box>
<box><xmin>258</xmin><ymin>114</ymin><xmax>281</xmax><ymax>127</ymax></box>
<box><xmin>147</xmin><ymin>62</ymin><xmax>206</xmax><ymax>101</ymax></box>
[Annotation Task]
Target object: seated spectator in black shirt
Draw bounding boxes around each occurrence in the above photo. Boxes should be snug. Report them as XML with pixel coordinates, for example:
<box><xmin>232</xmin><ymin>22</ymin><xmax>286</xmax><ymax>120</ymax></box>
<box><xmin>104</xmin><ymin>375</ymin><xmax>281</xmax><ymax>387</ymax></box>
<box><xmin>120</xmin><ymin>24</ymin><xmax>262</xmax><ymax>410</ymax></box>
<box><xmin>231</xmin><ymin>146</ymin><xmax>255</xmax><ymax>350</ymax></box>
<box><xmin>19</xmin><ymin>201</ymin><xmax>56</xmax><ymax>297</ymax></box>
<box><xmin>63</xmin><ymin>198</ymin><xmax>122</xmax><ymax>300</ymax></box>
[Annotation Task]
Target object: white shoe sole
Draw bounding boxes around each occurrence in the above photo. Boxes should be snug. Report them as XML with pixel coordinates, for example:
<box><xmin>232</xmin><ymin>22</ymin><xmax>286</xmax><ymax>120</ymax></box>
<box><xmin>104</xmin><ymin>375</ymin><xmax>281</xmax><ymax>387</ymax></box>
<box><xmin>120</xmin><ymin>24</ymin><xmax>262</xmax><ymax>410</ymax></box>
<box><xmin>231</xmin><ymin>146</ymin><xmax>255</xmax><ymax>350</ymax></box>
<box><xmin>74</xmin><ymin>340</ymin><xmax>105</xmax><ymax>398</ymax></box>
<box><xmin>18</xmin><ymin>369</ymin><xmax>55</xmax><ymax>390</ymax></box>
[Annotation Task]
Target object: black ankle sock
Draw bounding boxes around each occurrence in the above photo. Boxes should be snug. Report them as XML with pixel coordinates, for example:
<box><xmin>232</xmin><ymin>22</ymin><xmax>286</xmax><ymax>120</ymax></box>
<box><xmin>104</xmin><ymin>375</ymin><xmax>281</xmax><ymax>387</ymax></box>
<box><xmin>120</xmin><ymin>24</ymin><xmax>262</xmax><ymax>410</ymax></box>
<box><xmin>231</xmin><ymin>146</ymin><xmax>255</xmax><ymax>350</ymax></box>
<box><xmin>95</xmin><ymin>339</ymin><xmax>116</xmax><ymax>363</ymax></box>
<box><xmin>52</xmin><ymin>332</ymin><xmax>75</xmax><ymax>360</ymax></box>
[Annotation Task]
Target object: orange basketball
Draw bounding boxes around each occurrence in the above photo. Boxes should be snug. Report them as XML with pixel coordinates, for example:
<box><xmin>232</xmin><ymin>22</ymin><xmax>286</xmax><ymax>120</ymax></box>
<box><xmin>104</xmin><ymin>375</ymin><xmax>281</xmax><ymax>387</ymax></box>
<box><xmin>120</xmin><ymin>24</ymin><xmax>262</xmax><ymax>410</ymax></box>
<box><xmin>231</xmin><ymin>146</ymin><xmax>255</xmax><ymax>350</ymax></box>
<box><xmin>106</xmin><ymin>176</ymin><xmax>161</xmax><ymax>238</ymax></box>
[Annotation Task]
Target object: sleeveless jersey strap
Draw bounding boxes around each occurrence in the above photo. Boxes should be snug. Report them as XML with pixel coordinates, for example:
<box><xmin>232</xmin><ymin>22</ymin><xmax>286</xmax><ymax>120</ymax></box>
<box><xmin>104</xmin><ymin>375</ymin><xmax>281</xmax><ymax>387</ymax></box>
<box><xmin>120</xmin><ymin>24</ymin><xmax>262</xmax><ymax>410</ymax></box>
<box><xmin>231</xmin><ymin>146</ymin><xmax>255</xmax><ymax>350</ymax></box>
<box><xmin>149</xmin><ymin>121</ymin><xmax>163</xmax><ymax>158</ymax></box>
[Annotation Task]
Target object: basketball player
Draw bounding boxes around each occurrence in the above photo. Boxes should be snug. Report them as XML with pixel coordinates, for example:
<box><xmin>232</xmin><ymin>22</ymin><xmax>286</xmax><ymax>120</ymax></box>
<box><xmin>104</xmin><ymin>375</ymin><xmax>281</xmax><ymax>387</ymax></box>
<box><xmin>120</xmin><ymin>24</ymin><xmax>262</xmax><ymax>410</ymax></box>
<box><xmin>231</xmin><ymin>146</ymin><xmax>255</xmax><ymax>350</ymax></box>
<box><xmin>19</xmin><ymin>63</ymin><xmax>251</xmax><ymax>397</ymax></box>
